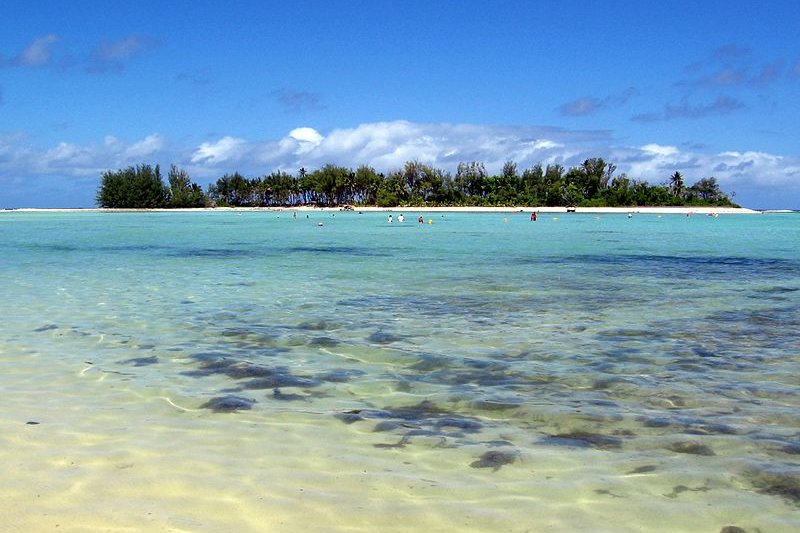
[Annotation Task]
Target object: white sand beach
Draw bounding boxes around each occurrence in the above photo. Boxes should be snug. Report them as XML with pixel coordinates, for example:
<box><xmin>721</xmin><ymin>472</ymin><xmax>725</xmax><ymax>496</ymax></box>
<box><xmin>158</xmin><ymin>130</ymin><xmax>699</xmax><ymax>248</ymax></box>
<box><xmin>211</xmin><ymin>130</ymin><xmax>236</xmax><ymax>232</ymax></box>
<box><xmin>3</xmin><ymin>205</ymin><xmax>762</xmax><ymax>214</ymax></box>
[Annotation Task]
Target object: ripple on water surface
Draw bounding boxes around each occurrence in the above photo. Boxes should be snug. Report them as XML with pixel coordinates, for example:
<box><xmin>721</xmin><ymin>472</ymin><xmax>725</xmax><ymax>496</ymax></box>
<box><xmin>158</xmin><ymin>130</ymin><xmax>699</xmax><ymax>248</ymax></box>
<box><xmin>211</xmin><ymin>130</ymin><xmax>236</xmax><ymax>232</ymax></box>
<box><xmin>1</xmin><ymin>211</ymin><xmax>799</xmax><ymax>532</ymax></box>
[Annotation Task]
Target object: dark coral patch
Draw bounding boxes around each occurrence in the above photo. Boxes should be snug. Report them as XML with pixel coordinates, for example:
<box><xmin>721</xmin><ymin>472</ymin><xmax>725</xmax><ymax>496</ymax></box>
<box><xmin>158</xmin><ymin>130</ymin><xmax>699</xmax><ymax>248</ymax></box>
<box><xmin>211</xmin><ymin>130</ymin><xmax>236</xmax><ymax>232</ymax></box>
<box><xmin>368</xmin><ymin>331</ymin><xmax>404</xmax><ymax>344</ymax></box>
<box><xmin>334</xmin><ymin>410</ymin><xmax>365</xmax><ymax>424</ymax></box>
<box><xmin>745</xmin><ymin>467</ymin><xmax>800</xmax><ymax>504</ymax></box>
<box><xmin>626</xmin><ymin>465</ymin><xmax>657</xmax><ymax>475</ymax></box>
<box><xmin>240</xmin><ymin>373</ymin><xmax>319</xmax><ymax>389</ymax></box>
<box><xmin>470</xmin><ymin>449</ymin><xmax>519</xmax><ymax>471</ymax></box>
<box><xmin>318</xmin><ymin>369</ymin><xmax>366</xmax><ymax>383</ymax></box>
<box><xmin>296</xmin><ymin>320</ymin><xmax>338</xmax><ymax>331</ymax></box>
<box><xmin>271</xmin><ymin>388</ymin><xmax>308</xmax><ymax>401</ymax></box>
<box><xmin>667</xmin><ymin>441</ymin><xmax>716</xmax><ymax>456</ymax></box>
<box><xmin>541</xmin><ymin>431</ymin><xmax>623</xmax><ymax>450</ymax></box>
<box><xmin>200</xmin><ymin>395</ymin><xmax>256</xmax><ymax>413</ymax></box>
<box><xmin>122</xmin><ymin>356</ymin><xmax>159</xmax><ymax>366</ymax></box>
<box><xmin>308</xmin><ymin>336</ymin><xmax>340</xmax><ymax>348</ymax></box>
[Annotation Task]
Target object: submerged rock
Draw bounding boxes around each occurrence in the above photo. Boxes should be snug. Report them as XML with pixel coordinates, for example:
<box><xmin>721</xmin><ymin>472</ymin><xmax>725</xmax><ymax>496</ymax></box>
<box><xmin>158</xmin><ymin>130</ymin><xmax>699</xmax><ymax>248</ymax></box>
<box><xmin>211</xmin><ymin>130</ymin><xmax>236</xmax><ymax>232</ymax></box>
<box><xmin>334</xmin><ymin>410</ymin><xmax>365</xmax><ymax>424</ymax></box>
<box><xmin>271</xmin><ymin>388</ymin><xmax>308</xmax><ymax>401</ymax></box>
<box><xmin>643</xmin><ymin>417</ymin><xmax>672</xmax><ymax>428</ymax></box>
<box><xmin>685</xmin><ymin>423</ymin><xmax>739</xmax><ymax>435</ymax></box>
<box><xmin>297</xmin><ymin>320</ymin><xmax>337</xmax><ymax>331</ymax></box>
<box><xmin>122</xmin><ymin>356</ymin><xmax>159</xmax><ymax>366</ymax></box>
<box><xmin>626</xmin><ymin>465</ymin><xmax>657</xmax><ymax>475</ymax></box>
<box><xmin>409</xmin><ymin>354</ymin><xmax>451</xmax><ymax>372</ymax></box>
<box><xmin>222</xmin><ymin>361</ymin><xmax>276</xmax><ymax>379</ymax></box>
<box><xmin>663</xmin><ymin>483</ymin><xmax>711</xmax><ymax>499</ymax></box>
<box><xmin>241</xmin><ymin>373</ymin><xmax>319</xmax><ymax>389</ymax></box>
<box><xmin>667</xmin><ymin>441</ymin><xmax>716</xmax><ymax>456</ymax></box>
<box><xmin>368</xmin><ymin>331</ymin><xmax>403</xmax><ymax>344</ymax></box>
<box><xmin>383</xmin><ymin>401</ymin><xmax>483</xmax><ymax>435</ymax></box>
<box><xmin>470</xmin><ymin>450</ymin><xmax>519</xmax><ymax>471</ymax></box>
<box><xmin>541</xmin><ymin>430</ymin><xmax>623</xmax><ymax>450</ymax></box>
<box><xmin>188</xmin><ymin>359</ymin><xmax>273</xmax><ymax>379</ymax></box>
<box><xmin>470</xmin><ymin>399</ymin><xmax>523</xmax><ymax>412</ymax></box>
<box><xmin>338</xmin><ymin>400</ymin><xmax>484</xmax><ymax>441</ymax></box>
<box><xmin>374</xmin><ymin>435</ymin><xmax>411</xmax><ymax>449</ymax></box>
<box><xmin>308</xmin><ymin>336</ymin><xmax>340</xmax><ymax>348</ymax></box>
<box><xmin>434</xmin><ymin>416</ymin><xmax>482</xmax><ymax>433</ymax></box>
<box><xmin>384</xmin><ymin>400</ymin><xmax>449</xmax><ymax>420</ymax></box>
<box><xmin>373</xmin><ymin>421</ymin><xmax>404</xmax><ymax>432</ymax></box>
<box><xmin>190</xmin><ymin>358</ymin><xmax>321</xmax><ymax>389</ymax></box>
<box><xmin>200</xmin><ymin>395</ymin><xmax>256</xmax><ymax>413</ymax></box>
<box><xmin>318</xmin><ymin>369</ymin><xmax>366</xmax><ymax>383</ymax></box>
<box><xmin>781</xmin><ymin>442</ymin><xmax>800</xmax><ymax>455</ymax></box>
<box><xmin>745</xmin><ymin>466</ymin><xmax>800</xmax><ymax>504</ymax></box>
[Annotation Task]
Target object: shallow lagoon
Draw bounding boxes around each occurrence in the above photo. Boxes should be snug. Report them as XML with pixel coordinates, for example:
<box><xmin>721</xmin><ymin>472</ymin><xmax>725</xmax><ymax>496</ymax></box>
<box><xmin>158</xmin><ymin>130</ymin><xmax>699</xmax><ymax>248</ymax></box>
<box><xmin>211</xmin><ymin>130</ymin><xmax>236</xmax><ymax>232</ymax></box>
<box><xmin>1</xmin><ymin>210</ymin><xmax>798</xmax><ymax>532</ymax></box>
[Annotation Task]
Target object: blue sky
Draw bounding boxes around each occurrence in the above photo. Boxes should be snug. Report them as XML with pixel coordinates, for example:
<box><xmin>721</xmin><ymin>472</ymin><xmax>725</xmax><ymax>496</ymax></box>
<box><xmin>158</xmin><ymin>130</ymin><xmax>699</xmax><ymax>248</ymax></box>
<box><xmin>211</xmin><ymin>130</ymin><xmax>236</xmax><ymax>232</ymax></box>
<box><xmin>1</xmin><ymin>0</ymin><xmax>799</xmax><ymax>208</ymax></box>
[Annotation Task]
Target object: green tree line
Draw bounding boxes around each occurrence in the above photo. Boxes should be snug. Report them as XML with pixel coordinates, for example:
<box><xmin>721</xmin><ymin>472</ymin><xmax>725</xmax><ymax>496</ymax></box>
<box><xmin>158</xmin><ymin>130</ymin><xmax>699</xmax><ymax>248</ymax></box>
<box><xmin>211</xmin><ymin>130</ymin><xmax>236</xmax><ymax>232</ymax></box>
<box><xmin>96</xmin><ymin>158</ymin><xmax>737</xmax><ymax>208</ymax></box>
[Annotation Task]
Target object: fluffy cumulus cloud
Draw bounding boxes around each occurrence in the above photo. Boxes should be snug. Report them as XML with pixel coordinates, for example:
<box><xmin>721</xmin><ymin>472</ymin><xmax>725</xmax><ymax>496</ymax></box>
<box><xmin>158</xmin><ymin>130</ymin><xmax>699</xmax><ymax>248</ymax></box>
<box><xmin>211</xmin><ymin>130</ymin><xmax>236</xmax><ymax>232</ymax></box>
<box><xmin>213</xmin><ymin>121</ymin><xmax>580</xmax><ymax>175</ymax></box>
<box><xmin>611</xmin><ymin>144</ymin><xmax>800</xmax><ymax>199</ymax></box>
<box><xmin>190</xmin><ymin>136</ymin><xmax>249</xmax><ymax>166</ymax></box>
<box><xmin>156</xmin><ymin>121</ymin><xmax>800</xmax><ymax>206</ymax></box>
<box><xmin>2</xmin><ymin>121</ymin><xmax>799</xmax><ymax>208</ymax></box>
<box><xmin>123</xmin><ymin>134</ymin><xmax>167</xmax><ymax>159</ymax></box>
<box><xmin>0</xmin><ymin>132</ymin><xmax>168</xmax><ymax>179</ymax></box>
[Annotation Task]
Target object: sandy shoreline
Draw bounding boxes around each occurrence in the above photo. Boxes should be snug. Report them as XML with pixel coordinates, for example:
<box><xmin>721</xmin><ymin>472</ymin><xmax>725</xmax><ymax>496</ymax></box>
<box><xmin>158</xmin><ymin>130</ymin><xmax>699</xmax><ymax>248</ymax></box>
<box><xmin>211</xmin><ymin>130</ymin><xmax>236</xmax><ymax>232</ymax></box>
<box><xmin>3</xmin><ymin>205</ymin><xmax>763</xmax><ymax>214</ymax></box>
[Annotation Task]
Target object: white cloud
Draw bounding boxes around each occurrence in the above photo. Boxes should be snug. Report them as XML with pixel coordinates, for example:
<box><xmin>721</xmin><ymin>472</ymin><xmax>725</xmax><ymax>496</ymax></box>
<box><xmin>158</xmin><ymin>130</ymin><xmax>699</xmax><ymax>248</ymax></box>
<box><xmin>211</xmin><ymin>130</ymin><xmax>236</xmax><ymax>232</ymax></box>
<box><xmin>641</xmin><ymin>144</ymin><xmax>679</xmax><ymax>156</ymax></box>
<box><xmin>286</xmin><ymin>127</ymin><xmax>324</xmax><ymax>155</ymax></box>
<box><xmin>289</xmin><ymin>127</ymin><xmax>323</xmax><ymax>144</ymax></box>
<box><xmin>190</xmin><ymin>136</ymin><xmax>248</xmax><ymax>165</ymax></box>
<box><xmin>0</xmin><ymin>133</ymin><xmax>169</xmax><ymax>178</ymax></box>
<box><xmin>263</xmin><ymin>121</ymin><xmax>581</xmax><ymax>173</ymax></box>
<box><xmin>12</xmin><ymin>34</ymin><xmax>59</xmax><ymax>67</ymax></box>
<box><xmin>125</xmin><ymin>134</ymin><xmax>166</xmax><ymax>158</ymax></box>
<box><xmin>1</xmin><ymin>122</ymin><xmax>799</xmax><ymax>208</ymax></box>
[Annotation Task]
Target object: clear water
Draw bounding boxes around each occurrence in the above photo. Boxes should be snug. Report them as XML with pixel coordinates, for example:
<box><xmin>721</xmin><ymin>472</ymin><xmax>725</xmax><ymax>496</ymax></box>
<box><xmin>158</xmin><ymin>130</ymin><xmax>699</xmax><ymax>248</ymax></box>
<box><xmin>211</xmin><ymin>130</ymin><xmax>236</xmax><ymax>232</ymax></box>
<box><xmin>1</xmin><ymin>210</ymin><xmax>798</xmax><ymax>532</ymax></box>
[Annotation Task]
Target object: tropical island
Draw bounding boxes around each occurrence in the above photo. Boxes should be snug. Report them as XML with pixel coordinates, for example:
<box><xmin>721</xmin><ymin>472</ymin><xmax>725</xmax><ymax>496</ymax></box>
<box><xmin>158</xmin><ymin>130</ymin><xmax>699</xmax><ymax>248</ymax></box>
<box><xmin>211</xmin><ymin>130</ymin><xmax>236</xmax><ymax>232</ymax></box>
<box><xmin>96</xmin><ymin>158</ymin><xmax>738</xmax><ymax>209</ymax></box>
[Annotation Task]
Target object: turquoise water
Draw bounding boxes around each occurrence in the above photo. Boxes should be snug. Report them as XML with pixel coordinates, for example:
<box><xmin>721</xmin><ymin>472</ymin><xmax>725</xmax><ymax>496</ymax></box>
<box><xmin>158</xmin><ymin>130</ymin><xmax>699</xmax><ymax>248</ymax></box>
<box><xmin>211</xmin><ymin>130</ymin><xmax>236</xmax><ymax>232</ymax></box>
<box><xmin>1</xmin><ymin>210</ymin><xmax>798</xmax><ymax>532</ymax></box>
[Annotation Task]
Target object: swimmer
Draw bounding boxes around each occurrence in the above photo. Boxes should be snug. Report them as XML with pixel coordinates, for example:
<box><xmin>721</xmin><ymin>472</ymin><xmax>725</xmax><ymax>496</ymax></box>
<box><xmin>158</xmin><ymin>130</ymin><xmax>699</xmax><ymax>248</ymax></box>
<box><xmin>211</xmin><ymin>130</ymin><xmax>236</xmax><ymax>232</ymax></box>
<box><xmin>398</xmin><ymin>213</ymin><xmax>405</xmax><ymax>223</ymax></box>
<box><xmin>418</xmin><ymin>215</ymin><xmax>424</xmax><ymax>224</ymax></box>
<box><xmin>388</xmin><ymin>214</ymin><xmax>393</xmax><ymax>223</ymax></box>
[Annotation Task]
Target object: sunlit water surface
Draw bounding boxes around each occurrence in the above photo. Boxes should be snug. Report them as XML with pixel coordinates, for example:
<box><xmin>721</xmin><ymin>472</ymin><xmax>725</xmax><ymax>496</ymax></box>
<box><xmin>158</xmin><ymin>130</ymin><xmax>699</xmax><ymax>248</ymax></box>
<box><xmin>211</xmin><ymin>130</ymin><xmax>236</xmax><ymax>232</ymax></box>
<box><xmin>1</xmin><ymin>210</ymin><xmax>798</xmax><ymax>532</ymax></box>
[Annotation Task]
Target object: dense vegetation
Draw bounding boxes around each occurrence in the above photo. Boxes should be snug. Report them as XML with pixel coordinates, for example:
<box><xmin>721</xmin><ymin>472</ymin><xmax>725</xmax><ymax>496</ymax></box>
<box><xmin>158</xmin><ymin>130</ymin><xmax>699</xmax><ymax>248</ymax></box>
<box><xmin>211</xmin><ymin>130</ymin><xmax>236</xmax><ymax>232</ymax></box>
<box><xmin>96</xmin><ymin>158</ymin><xmax>737</xmax><ymax>208</ymax></box>
<box><xmin>97</xmin><ymin>164</ymin><xmax>209</xmax><ymax>208</ymax></box>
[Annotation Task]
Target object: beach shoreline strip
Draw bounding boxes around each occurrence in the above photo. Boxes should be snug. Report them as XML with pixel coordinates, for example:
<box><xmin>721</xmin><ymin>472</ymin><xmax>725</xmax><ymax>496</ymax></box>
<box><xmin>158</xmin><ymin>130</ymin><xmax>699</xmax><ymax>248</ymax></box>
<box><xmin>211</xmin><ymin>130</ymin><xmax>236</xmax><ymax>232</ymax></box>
<box><xmin>2</xmin><ymin>206</ymin><xmax>762</xmax><ymax>215</ymax></box>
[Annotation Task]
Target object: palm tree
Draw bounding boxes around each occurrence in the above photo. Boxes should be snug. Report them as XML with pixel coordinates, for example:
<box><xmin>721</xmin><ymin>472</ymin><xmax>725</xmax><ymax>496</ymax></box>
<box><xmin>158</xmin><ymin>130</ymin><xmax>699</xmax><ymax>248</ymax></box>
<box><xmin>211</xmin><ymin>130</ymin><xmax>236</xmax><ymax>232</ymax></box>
<box><xmin>669</xmin><ymin>171</ymin><xmax>685</xmax><ymax>199</ymax></box>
